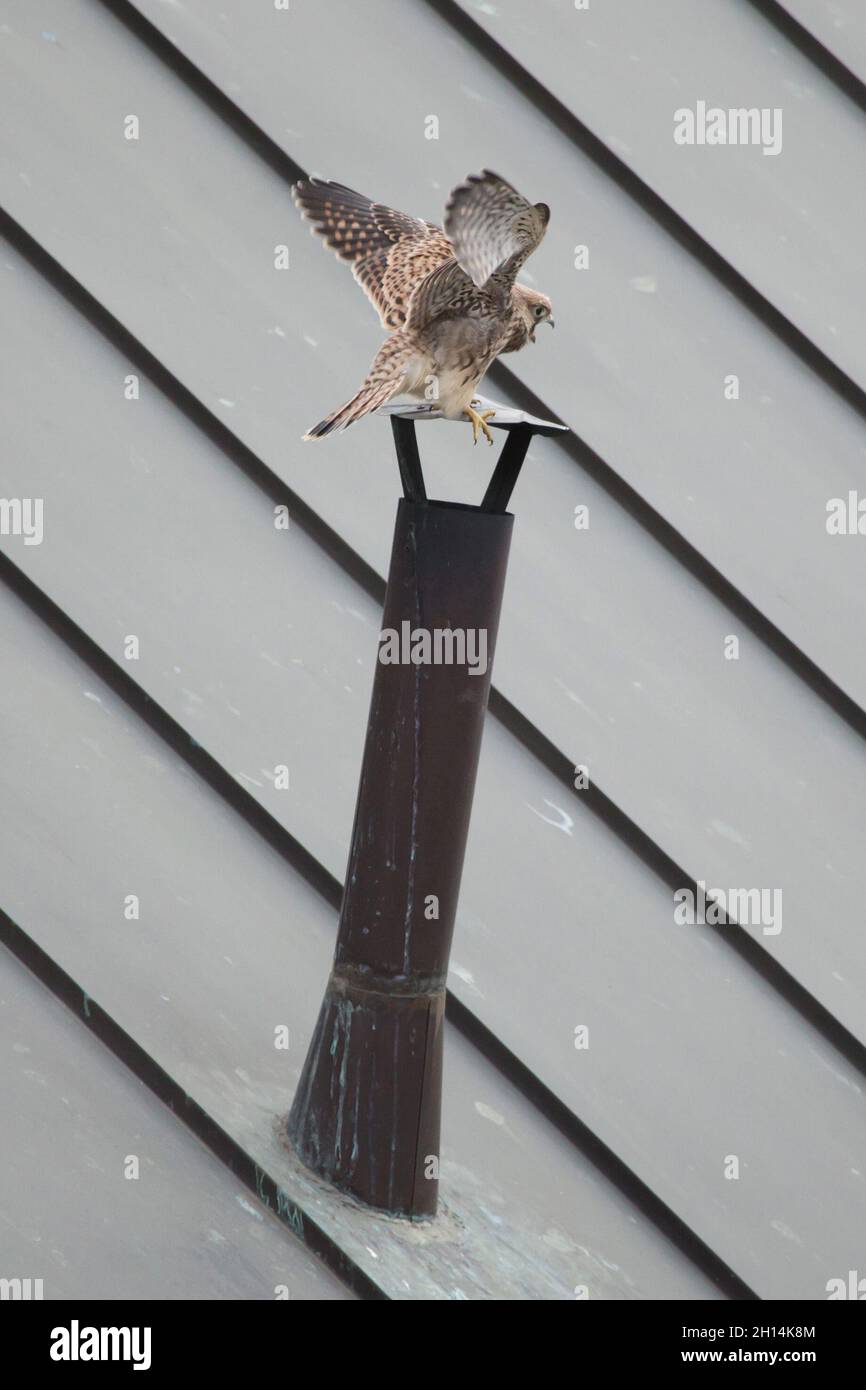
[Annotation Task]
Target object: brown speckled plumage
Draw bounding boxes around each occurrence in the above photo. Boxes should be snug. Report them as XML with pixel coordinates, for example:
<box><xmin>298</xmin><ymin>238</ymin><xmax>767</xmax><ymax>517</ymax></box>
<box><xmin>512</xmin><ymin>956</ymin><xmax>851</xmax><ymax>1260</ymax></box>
<box><xmin>294</xmin><ymin>171</ymin><xmax>553</xmax><ymax>441</ymax></box>
<box><xmin>294</xmin><ymin>170</ymin><xmax>553</xmax><ymax>439</ymax></box>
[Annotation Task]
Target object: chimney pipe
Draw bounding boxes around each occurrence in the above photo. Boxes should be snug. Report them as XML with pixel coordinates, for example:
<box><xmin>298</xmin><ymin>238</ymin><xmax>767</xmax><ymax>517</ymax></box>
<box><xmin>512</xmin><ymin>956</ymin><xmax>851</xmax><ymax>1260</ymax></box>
<box><xmin>286</xmin><ymin>404</ymin><xmax>565</xmax><ymax>1217</ymax></box>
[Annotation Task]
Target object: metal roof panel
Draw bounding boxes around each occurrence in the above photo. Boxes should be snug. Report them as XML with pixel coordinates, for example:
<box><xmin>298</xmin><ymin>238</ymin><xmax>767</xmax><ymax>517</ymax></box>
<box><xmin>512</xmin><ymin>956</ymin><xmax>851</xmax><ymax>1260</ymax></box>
<box><xmin>0</xmin><ymin>583</ymin><xmax>722</xmax><ymax>1297</ymax></box>
<box><xmin>448</xmin><ymin>0</ymin><xmax>866</xmax><ymax>386</ymax></box>
<box><xmin>0</xmin><ymin>576</ymin><xmax>863</xmax><ymax>1297</ymax></box>
<box><xmin>0</xmin><ymin>948</ymin><xmax>353</xmax><ymax>1300</ymax></box>
<box><xmin>3</xmin><ymin>238</ymin><xmax>865</xmax><ymax>1052</ymax></box>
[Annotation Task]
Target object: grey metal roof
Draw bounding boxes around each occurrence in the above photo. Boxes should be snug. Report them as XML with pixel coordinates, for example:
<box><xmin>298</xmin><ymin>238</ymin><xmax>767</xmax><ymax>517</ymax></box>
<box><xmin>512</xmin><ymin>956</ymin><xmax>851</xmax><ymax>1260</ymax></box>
<box><xmin>0</xmin><ymin>945</ymin><xmax>353</xmax><ymax>1301</ymax></box>
<box><xmin>779</xmin><ymin>0</ymin><xmax>866</xmax><ymax>85</ymax></box>
<box><xmin>0</xmin><ymin>570</ymin><xmax>716</xmax><ymax>1299</ymax></box>
<box><xmin>450</xmin><ymin>0</ymin><xmax>866</xmax><ymax>386</ymax></box>
<box><xmin>1</xmin><ymin>0</ymin><xmax>864</xmax><ymax>1299</ymax></box>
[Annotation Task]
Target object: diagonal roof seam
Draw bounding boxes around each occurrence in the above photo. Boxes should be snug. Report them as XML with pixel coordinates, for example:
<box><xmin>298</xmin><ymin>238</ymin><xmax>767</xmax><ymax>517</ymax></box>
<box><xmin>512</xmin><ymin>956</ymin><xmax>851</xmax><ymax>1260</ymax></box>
<box><xmin>0</xmin><ymin>607</ymin><xmax>755</xmax><ymax>1302</ymax></box>
<box><xmin>2</xmin><ymin>532</ymin><xmax>865</xmax><ymax>1245</ymax></box>
<box><xmin>82</xmin><ymin>1</ymin><xmax>866</xmax><ymax>738</ymax></box>
<box><xmin>0</xmin><ymin>904</ymin><xmax>384</xmax><ymax>1300</ymax></box>
<box><xmin>4</xmin><ymin>206</ymin><xmax>866</xmax><ymax>1072</ymax></box>
<box><xmin>487</xmin><ymin>355</ymin><xmax>866</xmax><ymax>743</ymax></box>
<box><xmin>743</xmin><ymin>0</ymin><xmax>866</xmax><ymax>112</ymax></box>
<box><xmin>4</xmin><ymin>0</ymin><xmax>861</xmax><ymax>1304</ymax></box>
<box><xmin>7</xmin><ymin>194</ymin><xmax>862</xmax><ymax>747</ymax></box>
<box><xmin>421</xmin><ymin>0</ymin><xmax>866</xmax><ymax>421</ymax></box>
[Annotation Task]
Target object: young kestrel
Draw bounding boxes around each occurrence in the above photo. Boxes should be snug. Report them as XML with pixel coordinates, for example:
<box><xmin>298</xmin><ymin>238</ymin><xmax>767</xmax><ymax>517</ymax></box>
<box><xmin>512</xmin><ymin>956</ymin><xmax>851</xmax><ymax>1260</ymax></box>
<box><xmin>294</xmin><ymin>170</ymin><xmax>553</xmax><ymax>445</ymax></box>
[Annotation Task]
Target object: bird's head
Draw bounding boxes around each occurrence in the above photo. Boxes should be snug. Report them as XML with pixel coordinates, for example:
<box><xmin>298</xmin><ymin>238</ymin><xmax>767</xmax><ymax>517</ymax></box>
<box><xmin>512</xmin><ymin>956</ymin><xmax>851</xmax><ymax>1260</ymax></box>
<box><xmin>513</xmin><ymin>286</ymin><xmax>555</xmax><ymax>343</ymax></box>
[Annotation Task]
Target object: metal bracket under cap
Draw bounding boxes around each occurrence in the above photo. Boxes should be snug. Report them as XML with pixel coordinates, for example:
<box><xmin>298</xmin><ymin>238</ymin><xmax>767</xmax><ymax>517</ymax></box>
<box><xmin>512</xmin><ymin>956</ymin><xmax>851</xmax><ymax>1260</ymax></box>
<box><xmin>380</xmin><ymin>395</ymin><xmax>568</xmax><ymax>514</ymax></box>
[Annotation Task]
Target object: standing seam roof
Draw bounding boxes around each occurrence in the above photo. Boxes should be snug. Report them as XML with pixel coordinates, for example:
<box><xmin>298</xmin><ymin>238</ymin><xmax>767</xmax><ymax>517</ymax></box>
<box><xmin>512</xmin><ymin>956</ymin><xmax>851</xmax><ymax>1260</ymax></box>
<box><xmin>0</xmin><ymin>0</ymin><xmax>864</xmax><ymax>1299</ymax></box>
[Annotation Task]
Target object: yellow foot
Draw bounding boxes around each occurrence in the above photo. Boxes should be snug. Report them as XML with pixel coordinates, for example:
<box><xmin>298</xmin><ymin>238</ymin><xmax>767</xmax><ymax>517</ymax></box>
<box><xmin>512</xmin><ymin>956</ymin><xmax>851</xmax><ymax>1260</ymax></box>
<box><xmin>464</xmin><ymin>405</ymin><xmax>497</xmax><ymax>446</ymax></box>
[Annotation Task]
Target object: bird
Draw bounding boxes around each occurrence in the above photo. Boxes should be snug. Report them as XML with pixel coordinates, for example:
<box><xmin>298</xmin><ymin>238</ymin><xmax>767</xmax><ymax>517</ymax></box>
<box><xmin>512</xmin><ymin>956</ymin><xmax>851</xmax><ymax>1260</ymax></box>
<box><xmin>293</xmin><ymin>170</ymin><xmax>553</xmax><ymax>445</ymax></box>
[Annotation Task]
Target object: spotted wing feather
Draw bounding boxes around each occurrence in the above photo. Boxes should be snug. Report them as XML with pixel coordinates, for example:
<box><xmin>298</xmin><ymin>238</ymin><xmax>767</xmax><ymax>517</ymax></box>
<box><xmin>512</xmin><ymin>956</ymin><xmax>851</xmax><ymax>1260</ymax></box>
<box><xmin>444</xmin><ymin>169</ymin><xmax>550</xmax><ymax>289</ymax></box>
<box><xmin>293</xmin><ymin>178</ymin><xmax>454</xmax><ymax>330</ymax></box>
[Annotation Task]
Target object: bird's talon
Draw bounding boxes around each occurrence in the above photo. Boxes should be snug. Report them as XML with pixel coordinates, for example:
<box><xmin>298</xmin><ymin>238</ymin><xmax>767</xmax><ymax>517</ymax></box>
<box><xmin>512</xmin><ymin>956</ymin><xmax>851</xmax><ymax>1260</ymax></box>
<box><xmin>465</xmin><ymin>405</ymin><xmax>497</xmax><ymax>447</ymax></box>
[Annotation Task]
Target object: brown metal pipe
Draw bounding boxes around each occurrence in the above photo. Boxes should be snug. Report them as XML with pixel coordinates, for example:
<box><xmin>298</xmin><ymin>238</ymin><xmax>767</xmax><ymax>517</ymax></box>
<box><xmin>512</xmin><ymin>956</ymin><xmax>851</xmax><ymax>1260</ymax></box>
<box><xmin>287</xmin><ymin>497</ymin><xmax>513</xmax><ymax>1217</ymax></box>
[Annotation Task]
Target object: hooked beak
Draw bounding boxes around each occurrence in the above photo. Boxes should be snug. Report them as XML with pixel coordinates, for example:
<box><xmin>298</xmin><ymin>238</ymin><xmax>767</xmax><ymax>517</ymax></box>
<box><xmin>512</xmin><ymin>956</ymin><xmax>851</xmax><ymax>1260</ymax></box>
<box><xmin>547</xmin><ymin>317</ymin><xmax>555</xmax><ymax>329</ymax></box>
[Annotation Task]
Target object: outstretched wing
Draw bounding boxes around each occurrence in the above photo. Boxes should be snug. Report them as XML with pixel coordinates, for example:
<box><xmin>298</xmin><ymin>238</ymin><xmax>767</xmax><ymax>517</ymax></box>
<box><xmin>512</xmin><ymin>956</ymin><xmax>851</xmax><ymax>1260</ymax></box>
<box><xmin>444</xmin><ymin>170</ymin><xmax>549</xmax><ymax>290</ymax></box>
<box><xmin>293</xmin><ymin>178</ymin><xmax>454</xmax><ymax>330</ymax></box>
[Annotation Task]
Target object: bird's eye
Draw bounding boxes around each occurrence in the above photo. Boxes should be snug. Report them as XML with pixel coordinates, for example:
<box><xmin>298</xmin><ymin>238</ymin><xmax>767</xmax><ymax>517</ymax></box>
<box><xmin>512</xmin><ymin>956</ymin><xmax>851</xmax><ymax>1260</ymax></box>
<box><xmin>534</xmin><ymin>305</ymin><xmax>545</xmax><ymax>317</ymax></box>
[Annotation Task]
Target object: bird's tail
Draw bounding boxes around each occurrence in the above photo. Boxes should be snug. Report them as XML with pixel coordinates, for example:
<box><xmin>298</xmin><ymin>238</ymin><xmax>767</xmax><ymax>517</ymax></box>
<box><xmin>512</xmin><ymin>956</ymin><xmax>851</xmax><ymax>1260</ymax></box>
<box><xmin>303</xmin><ymin>332</ymin><xmax>415</xmax><ymax>440</ymax></box>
